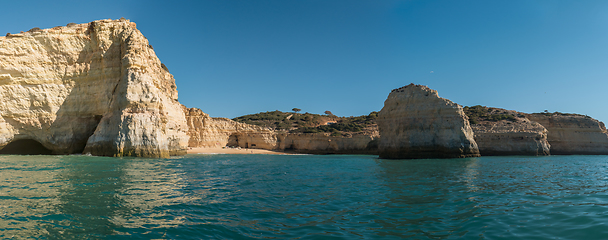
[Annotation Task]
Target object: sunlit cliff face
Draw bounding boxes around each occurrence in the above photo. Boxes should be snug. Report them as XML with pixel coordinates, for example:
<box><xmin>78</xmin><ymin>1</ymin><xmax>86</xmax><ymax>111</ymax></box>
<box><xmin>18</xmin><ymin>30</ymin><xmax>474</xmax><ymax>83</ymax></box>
<box><xmin>377</xmin><ymin>84</ymin><xmax>480</xmax><ymax>159</ymax></box>
<box><xmin>0</xmin><ymin>19</ymin><xmax>188</xmax><ymax>157</ymax></box>
<box><xmin>526</xmin><ymin>114</ymin><xmax>608</xmax><ymax>155</ymax></box>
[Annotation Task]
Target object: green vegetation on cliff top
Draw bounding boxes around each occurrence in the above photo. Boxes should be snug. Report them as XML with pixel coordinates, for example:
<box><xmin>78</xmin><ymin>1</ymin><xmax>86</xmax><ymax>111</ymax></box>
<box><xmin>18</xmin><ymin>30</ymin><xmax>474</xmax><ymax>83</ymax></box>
<box><xmin>465</xmin><ymin>106</ymin><xmax>592</xmax><ymax>125</ymax></box>
<box><xmin>234</xmin><ymin>107</ymin><xmax>593</xmax><ymax>134</ymax></box>
<box><xmin>464</xmin><ymin>105</ymin><xmax>519</xmax><ymax>124</ymax></box>
<box><xmin>232</xmin><ymin>110</ymin><xmax>378</xmax><ymax>135</ymax></box>
<box><xmin>531</xmin><ymin>110</ymin><xmax>590</xmax><ymax>118</ymax></box>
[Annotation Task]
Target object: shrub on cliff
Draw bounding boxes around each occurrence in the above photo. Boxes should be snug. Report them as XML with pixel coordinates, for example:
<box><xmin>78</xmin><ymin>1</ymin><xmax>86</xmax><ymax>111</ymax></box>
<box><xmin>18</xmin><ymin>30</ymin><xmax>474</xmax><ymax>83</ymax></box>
<box><xmin>533</xmin><ymin>111</ymin><xmax>587</xmax><ymax>118</ymax></box>
<box><xmin>233</xmin><ymin>110</ymin><xmax>331</xmax><ymax>130</ymax></box>
<box><xmin>233</xmin><ymin>110</ymin><xmax>378</xmax><ymax>134</ymax></box>
<box><xmin>291</xmin><ymin>122</ymin><xmax>363</xmax><ymax>133</ymax></box>
<box><xmin>464</xmin><ymin>105</ymin><xmax>517</xmax><ymax>124</ymax></box>
<box><xmin>288</xmin><ymin>112</ymin><xmax>377</xmax><ymax>134</ymax></box>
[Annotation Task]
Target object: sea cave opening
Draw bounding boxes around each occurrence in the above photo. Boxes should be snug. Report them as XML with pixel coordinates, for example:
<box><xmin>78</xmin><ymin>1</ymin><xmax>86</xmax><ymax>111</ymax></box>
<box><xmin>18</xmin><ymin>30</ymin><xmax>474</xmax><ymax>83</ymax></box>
<box><xmin>0</xmin><ymin>139</ymin><xmax>53</xmax><ymax>155</ymax></box>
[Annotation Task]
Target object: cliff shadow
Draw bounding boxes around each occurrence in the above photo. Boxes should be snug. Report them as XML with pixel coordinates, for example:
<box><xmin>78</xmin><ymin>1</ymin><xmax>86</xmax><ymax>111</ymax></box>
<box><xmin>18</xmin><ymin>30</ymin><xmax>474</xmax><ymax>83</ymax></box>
<box><xmin>227</xmin><ymin>133</ymin><xmax>239</xmax><ymax>147</ymax></box>
<box><xmin>0</xmin><ymin>139</ymin><xmax>53</xmax><ymax>155</ymax></box>
<box><xmin>47</xmin><ymin>34</ymin><xmax>121</xmax><ymax>154</ymax></box>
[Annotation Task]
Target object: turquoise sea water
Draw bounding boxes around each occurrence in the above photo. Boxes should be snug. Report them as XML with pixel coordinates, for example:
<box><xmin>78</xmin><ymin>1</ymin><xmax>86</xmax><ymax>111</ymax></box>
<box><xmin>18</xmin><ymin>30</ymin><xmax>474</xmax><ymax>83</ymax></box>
<box><xmin>1</xmin><ymin>154</ymin><xmax>608</xmax><ymax>239</ymax></box>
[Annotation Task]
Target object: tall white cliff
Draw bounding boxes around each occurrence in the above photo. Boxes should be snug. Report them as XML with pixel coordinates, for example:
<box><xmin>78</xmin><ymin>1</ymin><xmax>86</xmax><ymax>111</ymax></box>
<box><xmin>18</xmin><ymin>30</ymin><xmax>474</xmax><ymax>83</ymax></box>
<box><xmin>377</xmin><ymin>84</ymin><xmax>480</xmax><ymax>159</ymax></box>
<box><xmin>0</xmin><ymin>19</ymin><xmax>188</xmax><ymax>157</ymax></box>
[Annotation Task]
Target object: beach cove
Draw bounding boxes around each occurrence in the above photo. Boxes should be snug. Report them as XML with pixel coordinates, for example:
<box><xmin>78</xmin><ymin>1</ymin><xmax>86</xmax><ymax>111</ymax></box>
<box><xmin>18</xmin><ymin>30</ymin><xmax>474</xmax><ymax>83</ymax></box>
<box><xmin>187</xmin><ymin>147</ymin><xmax>289</xmax><ymax>155</ymax></box>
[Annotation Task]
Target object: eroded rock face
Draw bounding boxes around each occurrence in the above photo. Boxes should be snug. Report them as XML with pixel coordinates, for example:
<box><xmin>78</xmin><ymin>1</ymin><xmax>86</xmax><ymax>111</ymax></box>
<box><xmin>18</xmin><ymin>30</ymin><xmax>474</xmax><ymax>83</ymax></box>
<box><xmin>526</xmin><ymin>113</ymin><xmax>608</xmax><ymax>155</ymax></box>
<box><xmin>184</xmin><ymin>107</ymin><xmax>379</xmax><ymax>154</ymax></box>
<box><xmin>0</xmin><ymin>19</ymin><xmax>188</xmax><ymax>157</ymax></box>
<box><xmin>377</xmin><ymin>84</ymin><xmax>480</xmax><ymax>159</ymax></box>
<box><xmin>466</xmin><ymin>106</ymin><xmax>550</xmax><ymax>156</ymax></box>
<box><xmin>278</xmin><ymin>132</ymin><xmax>379</xmax><ymax>154</ymax></box>
<box><xmin>184</xmin><ymin>107</ymin><xmax>277</xmax><ymax>149</ymax></box>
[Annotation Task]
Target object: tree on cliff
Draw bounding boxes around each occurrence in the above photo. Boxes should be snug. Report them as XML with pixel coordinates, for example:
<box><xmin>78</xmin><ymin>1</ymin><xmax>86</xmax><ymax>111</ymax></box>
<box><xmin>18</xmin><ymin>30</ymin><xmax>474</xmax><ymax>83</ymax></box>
<box><xmin>325</xmin><ymin>111</ymin><xmax>334</xmax><ymax>116</ymax></box>
<box><xmin>292</xmin><ymin>108</ymin><xmax>301</xmax><ymax>113</ymax></box>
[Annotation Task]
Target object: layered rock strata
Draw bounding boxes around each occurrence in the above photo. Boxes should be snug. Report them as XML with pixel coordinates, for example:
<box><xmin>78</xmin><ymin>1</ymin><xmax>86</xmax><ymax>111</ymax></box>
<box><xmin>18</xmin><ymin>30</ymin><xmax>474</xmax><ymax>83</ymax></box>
<box><xmin>466</xmin><ymin>107</ymin><xmax>550</xmax><ymax>156</ymax></box>
<box><xmin>184</xmin><ymin>107</ymin><xmax>379</xmax><ymax>154</ymax></box>
<box><xmin>278</xmin><ymin>132</ymin><xmax>379</xmax><ymax>154</ymax></box>
<box><xmin>377</xmin><ymin>84</ymin><xmax>480</xmax><ymax>159</ymax></box>
<box><xmin>184</xmin><ymin>107</ymin><xmax>277</xmax><ymax>149</ymax></box>
<box><xmin>526</xmin><ymin>113</ymin><xmax>608</xmax><ymax>155</ymax></box>
<box><xmin>0</xmin><ymin>19</ymin><xmax>189</xmax><ymax>157</ymax></box>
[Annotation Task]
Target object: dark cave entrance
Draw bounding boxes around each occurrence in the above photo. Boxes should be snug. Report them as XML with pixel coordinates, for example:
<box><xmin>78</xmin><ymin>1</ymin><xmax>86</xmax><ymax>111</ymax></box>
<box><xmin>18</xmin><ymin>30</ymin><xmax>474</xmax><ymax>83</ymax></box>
<box><xmin>0</xmin><ymin>139</ymin><xmax>53</xmax><ymax>155</ymax></box>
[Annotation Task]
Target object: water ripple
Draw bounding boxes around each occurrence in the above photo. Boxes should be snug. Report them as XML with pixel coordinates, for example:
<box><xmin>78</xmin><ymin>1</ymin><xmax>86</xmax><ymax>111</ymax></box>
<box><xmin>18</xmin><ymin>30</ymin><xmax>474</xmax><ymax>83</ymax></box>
<box><xmin>1</xmin><ymin>155</ymin><xmax>608</xmax><ymax>239</ymax></box>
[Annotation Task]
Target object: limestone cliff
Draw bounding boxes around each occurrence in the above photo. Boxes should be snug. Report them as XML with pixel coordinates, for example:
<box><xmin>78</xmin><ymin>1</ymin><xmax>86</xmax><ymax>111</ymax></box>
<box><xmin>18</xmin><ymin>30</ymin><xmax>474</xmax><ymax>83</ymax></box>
<box><xmin>465</xmin><ymin>106</ymin><xmax>550</xmax><ymax>156</ymax></box>
<box><xmin>184</xmin><ymin>107</ymin><xmax>379</xmax><ymax>154</ymax></box>
<box><xmin>526</xmin><ymin>113</ymin><xmax>608</xmax><ymax>155</ymax></box>
<box><xmin>184</xmin><ymin>107</ymin><xmax>277</xmax><ymax>149</ymax></box>
<box><xmin>0</xmin><ymin>19</ymin><xmax>189</xmax><ymax>157</ymax></box>
<box><xmin>377</xmin><ymin>84</ymin><xmax>480</xmax><ymax>159</ymax></box>
<box><xmin>278</xmin><ymin>132</ymin><xmax>379</xmax><ymax>154</ymax></box>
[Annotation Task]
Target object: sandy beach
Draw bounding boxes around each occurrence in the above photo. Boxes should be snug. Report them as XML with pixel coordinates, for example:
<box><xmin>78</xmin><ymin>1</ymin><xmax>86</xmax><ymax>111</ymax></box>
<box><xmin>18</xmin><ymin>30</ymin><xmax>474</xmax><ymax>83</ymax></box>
<box><xmin>187</xmin><ymin>147</ymin><xmax>289</xmax><ymax>155</ymax></box>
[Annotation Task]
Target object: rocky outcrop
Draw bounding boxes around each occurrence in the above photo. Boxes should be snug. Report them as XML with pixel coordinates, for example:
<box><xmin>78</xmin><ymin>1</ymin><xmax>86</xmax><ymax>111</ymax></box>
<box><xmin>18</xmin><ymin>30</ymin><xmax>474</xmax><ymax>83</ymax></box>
<box><xmin>278</xmin><ymin>132</ymin><xmax>379</xmax><ymax>154</ymax></box>
<box><xmin>526</xmin><ymin>113</ymin><xmax>608</xmax><ymax>155</ymax></box>
<box><xmin>377</xmin><ymin>84</ymin><xmax>480</xmax><ymax>159</ymax></box>
<box><xmin>184</xmin><ymin>107</ymin><xmax>379</xmax><ymax>154</ymax></box>
<box><xmin>184</xmin><ymin>107</ymin><xmax>277</xmax><ymax>149</ymax></box>
<box><xmin>466</xmin><ymin>106</ymin><xmax>550</xmax><ymax>156</ymax></box>
<box><xmin>0</xmin><ymin>19</ymin><xmax>189</xmax><ymax>157</ymax></box>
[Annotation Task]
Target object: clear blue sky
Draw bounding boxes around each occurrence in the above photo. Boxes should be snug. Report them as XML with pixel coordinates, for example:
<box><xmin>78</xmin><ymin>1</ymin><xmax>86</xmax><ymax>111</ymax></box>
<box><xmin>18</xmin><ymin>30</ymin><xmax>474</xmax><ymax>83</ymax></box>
<box><xmin>2</xmin><ymin>0</ymin><xmax>607</xmax><ymax>123</ymax></box>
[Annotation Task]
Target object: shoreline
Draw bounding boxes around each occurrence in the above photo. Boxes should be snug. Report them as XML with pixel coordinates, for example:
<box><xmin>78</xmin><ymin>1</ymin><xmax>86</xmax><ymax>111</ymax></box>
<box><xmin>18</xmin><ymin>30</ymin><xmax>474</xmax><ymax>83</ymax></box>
<box><xmin>186</xmin><ymin>147</ymin><xmax>290</xmax><ymax>155</ymax></box>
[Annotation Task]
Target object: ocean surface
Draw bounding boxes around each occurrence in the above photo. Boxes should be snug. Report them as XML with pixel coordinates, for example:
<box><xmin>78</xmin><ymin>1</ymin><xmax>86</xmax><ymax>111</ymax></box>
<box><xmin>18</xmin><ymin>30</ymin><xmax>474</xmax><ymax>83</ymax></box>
<box><xmin>1</xmin><ymin>154</ymin><xmax>608</xmax><ymax>239</ymax></box>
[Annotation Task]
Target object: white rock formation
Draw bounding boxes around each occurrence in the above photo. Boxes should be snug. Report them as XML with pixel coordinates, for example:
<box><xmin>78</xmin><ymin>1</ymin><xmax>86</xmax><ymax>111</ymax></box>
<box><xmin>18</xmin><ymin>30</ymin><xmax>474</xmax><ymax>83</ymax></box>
<box><xmin>0</xmin><ymin>19</ymin><xmax>188</xmax><ymax>157</ymax></box>
<box><xmin>184</xmin><ymin>107</ymin><xmax>278</xmax><ymax>149</ymax></box>
<box><xmin>526</xmin><ymin>113</ymin><xmax>608</xmax><ymax>155</ymax></box>
<box><xmin>377</xmin><ymin>84</ymin><xmax>480</xmax><ymax>159</ymax></box>
<box><xmin>466</xmin><ymin>106</ymin><xmax>550</xmax><ymax>156</ymax></box>
<box><xmin>184</xmin><ymin>107</ymin><xmax>379</xmax><ymax>154</ymax></box>
<box><xmin>278</xmin><ymin>132</ymin><xmax>378</xmax><ymax>154</ymax></box>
